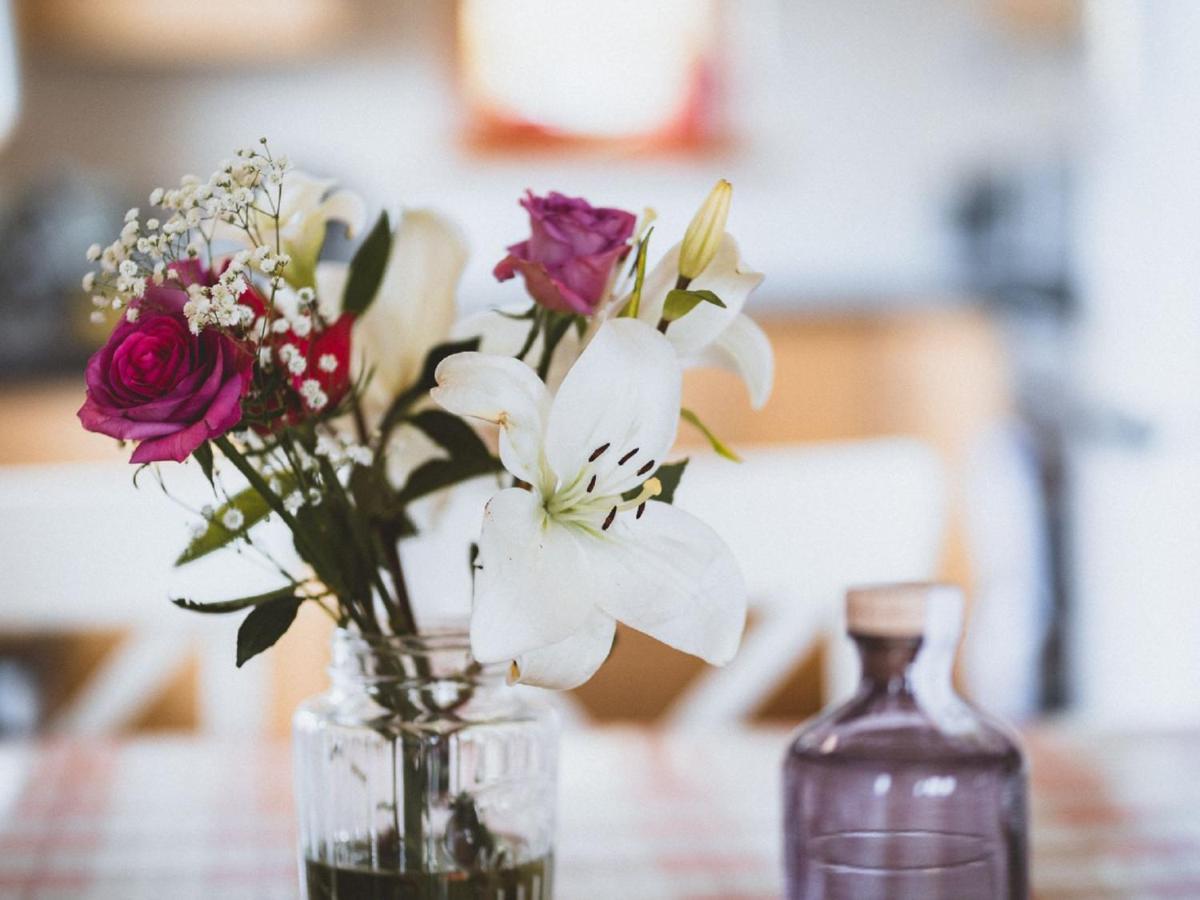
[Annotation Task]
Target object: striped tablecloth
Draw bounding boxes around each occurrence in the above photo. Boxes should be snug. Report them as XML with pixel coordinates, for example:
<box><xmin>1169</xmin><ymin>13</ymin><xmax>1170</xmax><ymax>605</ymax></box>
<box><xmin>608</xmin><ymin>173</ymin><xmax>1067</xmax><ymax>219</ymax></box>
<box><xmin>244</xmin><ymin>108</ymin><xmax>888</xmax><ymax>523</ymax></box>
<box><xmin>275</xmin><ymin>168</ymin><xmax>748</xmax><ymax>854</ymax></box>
<box><xmin>0</xmin><ymin>727</ymin><xmax>1197</xmax><ymax>898</ymax></box>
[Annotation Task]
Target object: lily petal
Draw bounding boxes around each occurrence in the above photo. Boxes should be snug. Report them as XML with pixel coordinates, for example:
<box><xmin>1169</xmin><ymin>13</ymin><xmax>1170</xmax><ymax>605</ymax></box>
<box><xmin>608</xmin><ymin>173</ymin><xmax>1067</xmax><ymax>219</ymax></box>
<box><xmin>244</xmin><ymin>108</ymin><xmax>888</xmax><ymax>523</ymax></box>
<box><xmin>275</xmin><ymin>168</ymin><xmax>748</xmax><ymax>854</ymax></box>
<box><xmin>471</xmin><ymin>488</ymin><xmax>599</xmax><ymax>662</ymax></box>
<box><xmin>544</xmin><ymin>319</ymin><xmax>681</xmax><ymax>497</ymax></box>
<box><xmin>318</xmin><ymin>188</ymin><xmax>367</xmax><ymax>238</ymax></box>
<box><xmin>432</xmin><ymin>352</ymin><xmax>550</xmax><ymax>487</ymax></box>
<box><xmin>591</xmin><ymin>500</ymin><xmax>747</xmax><ymax>666</ymax></box>
<box><xmin>690</xmin><ymin>313</ymin><xmax>775</xmax><ymax>410</ymax></box>
<box><xmin>641</xmin><ymin>234</ymin><xmax>764</xmax><ymax>359</ymax></box>
<box><xmin>356</xmin><ymin>209</ymin><xmax>467</xmax><ymax>405</ymax></box>
<box><xmin>510</xmin><ymin>609</ymin><xmax>617</xmax><ymax>689</ymax></box>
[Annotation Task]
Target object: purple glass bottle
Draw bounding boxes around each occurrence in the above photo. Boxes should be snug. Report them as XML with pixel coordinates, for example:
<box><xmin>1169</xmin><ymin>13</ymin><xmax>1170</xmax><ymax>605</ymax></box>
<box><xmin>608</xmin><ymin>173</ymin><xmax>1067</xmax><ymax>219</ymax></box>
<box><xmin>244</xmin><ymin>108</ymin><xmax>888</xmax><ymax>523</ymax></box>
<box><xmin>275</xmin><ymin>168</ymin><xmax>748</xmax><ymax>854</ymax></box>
<box><xmin>783</xmin><ymin>583</ymin><xmax>1027</xmax><ymax>900</ymax></box>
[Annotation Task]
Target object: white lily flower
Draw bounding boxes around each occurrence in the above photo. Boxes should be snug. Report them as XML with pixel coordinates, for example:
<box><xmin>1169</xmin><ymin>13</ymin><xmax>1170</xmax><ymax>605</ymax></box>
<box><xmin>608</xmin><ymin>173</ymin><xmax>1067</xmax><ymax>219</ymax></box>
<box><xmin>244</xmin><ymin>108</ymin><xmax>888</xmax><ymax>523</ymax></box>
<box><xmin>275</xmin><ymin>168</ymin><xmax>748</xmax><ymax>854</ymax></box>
<box><xmin>432</xmin><ymin>318</ymin><xmax>747</xmax><ymax>690</ymax></box>
<box><xmin>245</xmin><ymin>171</ymin><xmax>366</xmax><ymax>288</ymax></box>
<box><xmin>627</xmin><ymin>233</ymin><xmax>774</xmax><ymax>410</ymax></box>
<box><xmin>317</xmin><ymin>209</ymin><xmax>468</xmax><ymax>491</ymax></box>
<box><xmin>317</xmin><ymin>208</ymin><xmax>468</xmax><ymax>406</ymax></box>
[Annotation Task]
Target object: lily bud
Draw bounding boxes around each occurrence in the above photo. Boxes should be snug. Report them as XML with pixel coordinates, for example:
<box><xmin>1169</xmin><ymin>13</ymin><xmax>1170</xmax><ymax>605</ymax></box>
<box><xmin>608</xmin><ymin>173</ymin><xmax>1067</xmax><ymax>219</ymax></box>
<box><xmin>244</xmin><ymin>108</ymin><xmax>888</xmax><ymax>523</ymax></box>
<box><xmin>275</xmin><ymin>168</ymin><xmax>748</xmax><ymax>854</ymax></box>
<box><xmin>679</xmin><ymin>179</ymin><xmax>732</xmax><ymax>281</ymax></box>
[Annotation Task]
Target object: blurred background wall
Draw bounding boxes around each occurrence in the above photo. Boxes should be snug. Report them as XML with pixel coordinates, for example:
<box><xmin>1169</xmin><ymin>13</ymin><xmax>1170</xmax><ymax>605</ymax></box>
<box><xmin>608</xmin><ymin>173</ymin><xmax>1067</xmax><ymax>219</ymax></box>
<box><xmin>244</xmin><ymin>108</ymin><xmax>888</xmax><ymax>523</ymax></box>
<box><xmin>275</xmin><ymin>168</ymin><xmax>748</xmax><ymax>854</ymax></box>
<box><xmin>0</xmin><ymin>0</ymin><xmax>1196</xmax><ymax>736</ymax></box>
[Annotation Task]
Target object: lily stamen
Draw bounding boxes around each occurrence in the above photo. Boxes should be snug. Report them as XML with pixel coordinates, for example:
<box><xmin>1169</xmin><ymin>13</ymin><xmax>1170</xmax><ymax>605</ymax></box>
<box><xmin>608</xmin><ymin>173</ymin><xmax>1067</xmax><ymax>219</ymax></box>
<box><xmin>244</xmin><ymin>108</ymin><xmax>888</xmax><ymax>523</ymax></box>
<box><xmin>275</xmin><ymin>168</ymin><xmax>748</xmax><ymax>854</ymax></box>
<box><xmin>618</xmin><ymin>447</ymin><xmax>638</xmax><ymax>465</ymax></box>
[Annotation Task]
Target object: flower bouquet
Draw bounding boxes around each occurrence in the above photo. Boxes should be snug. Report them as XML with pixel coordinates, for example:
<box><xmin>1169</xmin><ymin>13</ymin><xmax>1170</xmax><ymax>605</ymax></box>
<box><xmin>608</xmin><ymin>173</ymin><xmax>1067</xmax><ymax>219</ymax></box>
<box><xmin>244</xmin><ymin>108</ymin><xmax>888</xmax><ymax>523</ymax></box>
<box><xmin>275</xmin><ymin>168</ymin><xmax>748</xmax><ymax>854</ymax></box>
<box><xmin>77</xmin><ymin>142</ymin><xmax>772</xmax><ymax>896</ymax></box>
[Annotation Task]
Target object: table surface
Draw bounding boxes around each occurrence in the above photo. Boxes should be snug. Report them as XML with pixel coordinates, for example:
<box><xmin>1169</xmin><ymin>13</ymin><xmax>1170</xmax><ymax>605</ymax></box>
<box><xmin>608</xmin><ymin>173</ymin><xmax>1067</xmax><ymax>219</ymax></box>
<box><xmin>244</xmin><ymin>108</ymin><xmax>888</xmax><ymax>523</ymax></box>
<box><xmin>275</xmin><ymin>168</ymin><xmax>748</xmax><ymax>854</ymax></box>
<box><xmin>0</xmin><ymin>726</ymin><xmax>1197</xmax><ymax>899</ymax></box>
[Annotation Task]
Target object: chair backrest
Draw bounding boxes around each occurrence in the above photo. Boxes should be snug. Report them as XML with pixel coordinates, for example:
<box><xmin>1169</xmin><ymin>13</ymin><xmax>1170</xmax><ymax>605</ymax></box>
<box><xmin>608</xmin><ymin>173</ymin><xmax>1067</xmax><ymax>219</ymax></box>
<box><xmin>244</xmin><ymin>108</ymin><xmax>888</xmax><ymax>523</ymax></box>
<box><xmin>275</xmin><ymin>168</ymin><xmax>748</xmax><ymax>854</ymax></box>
<box><xmin>663</xmin><ymin>438</ymin><xmax>946</xmax><ymax>729</ymax></box>
<box><xmin>0</xmin><ymin>461</ymin><xmax>286</xmax><ymax>734</ymax></box>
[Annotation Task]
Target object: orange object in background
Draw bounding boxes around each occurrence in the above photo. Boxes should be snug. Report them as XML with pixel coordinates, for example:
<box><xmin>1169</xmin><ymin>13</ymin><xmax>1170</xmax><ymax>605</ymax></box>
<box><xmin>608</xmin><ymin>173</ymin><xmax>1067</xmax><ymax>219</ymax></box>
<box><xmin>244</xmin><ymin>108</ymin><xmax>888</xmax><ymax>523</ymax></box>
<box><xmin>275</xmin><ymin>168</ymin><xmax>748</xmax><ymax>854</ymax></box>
<box><xmin>457</xmin><ymin>0</ymin><xmax>722</xmax><ymax>153</ymax></box>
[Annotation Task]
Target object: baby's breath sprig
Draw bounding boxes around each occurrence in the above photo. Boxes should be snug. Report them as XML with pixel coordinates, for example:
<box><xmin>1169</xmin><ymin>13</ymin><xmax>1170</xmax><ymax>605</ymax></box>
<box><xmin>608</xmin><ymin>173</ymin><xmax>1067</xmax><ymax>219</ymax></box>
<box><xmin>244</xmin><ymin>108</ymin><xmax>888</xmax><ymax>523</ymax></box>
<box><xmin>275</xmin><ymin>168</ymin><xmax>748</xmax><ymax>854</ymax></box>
<box><xmin>81</xmin><ymin>139</ymin><xmax>293</xmax><ymax>336</ymax></box>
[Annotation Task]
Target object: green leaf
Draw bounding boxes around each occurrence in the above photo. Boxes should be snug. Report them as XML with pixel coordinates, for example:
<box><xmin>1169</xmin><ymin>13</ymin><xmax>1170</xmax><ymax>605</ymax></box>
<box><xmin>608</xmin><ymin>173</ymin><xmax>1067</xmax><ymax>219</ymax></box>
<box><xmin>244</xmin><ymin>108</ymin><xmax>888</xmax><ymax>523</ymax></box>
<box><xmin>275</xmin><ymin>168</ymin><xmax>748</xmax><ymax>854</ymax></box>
<box><xmin>381</xmin><ymin>337</ymin><xmax>483</xmax><ymax>432</ymax></box>
<box><xmin>341</xmin><ymin>211</ymin><xmax>392</xmax><ymax>317</ymax></box>
<box><xmin>416</xmin><ymin>338</ymin><xmax>481</xmax><ymax>394</ymax></box>
<box><xmin>653</xmin><ymin>458</ymin><xmax>688</xmax><ymax>504</ymax></box>
<box><xmin>514</xmin><ymin>309</ymin><xmax>541</xmax><ymax>362</ymax></box>
<box><xmin>175</xmin><ymin>475</ymin><xmax>295</xmax><ymax>566</ymax></box>
<box><xmin>536</xmin><ymin>311</ymin><xmax>577</xmax><ymax>381</ymax></box>
<box><xmin>496</xmin><ymin>305</ymin><xmax>537</xmax><ymax>320</ymax></box>
<box><xmin>396</xmin><ymin>455</ymin><xmax>501</xmax><ymax>506</ymax></box>
<box><xmin>621</xmin><ymin>458</ymin><xmax>688</xmax><ymax>505</ymax></box>
<box><xmin>408</xmin><ymin>409</ymin><xmax>493</xmax><ymax>462</ymax></box>
<box><xmin>680</xmin><ymin>408</ymin><xmax>741</xmax><ymax>462</ymax></box>
<box><xmin>661</xmin><ymin>289</ymin><xmax>725</xmax><ymax>324</ymax></box>
<box><xmin>172</xmin><ymin>585</ymin><xmax>298</xmax><ymax>615</ymax></box>
<box><xmin>236</xmin><ymin>594</ymin><xmax>304</xmax><ymax>667</ymax></box>
<box><xmin>621</xmin><ymin>227</ymin><xmax>653</xmax><ymax>319</ymax></box>
<box><xmin>192</xmin><ymin>443</ymin><xmax>215</xmax><ymax>486</ymax></box>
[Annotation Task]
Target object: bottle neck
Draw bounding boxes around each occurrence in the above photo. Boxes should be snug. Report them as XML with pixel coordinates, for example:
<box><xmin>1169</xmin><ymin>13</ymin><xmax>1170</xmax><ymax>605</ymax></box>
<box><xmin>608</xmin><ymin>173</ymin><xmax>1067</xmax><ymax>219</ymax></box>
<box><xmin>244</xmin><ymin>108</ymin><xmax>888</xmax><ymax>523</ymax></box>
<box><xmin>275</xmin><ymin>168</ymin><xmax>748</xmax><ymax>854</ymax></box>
<box><xmin>852</xmin><ymin>633</ymin><xmax>957</xmax><ymax>700</ymax></box>
<box><xmin>853</xmin><ymin>634</ymin><xmax>922</xmax><ymax>693</ymax></box>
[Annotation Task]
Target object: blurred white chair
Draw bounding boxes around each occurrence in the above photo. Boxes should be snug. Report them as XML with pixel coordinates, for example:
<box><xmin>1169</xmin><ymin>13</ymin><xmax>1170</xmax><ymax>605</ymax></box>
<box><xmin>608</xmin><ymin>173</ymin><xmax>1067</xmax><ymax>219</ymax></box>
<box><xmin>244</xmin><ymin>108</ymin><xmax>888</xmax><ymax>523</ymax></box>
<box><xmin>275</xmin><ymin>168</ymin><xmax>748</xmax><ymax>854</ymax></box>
<box><xmin>961</xmin><ymin>423</ymin><xmax>1052</xmax><ymax>722</ymax></box>
<box><xmin>0</xmin><ymin>462</ymin><xmax>291</xmax><ymax>735</ymax></box>
<box><xmin>663</xmin><ymin>439</ymin><xmax>946</xmax><ymax>729</ymax></box>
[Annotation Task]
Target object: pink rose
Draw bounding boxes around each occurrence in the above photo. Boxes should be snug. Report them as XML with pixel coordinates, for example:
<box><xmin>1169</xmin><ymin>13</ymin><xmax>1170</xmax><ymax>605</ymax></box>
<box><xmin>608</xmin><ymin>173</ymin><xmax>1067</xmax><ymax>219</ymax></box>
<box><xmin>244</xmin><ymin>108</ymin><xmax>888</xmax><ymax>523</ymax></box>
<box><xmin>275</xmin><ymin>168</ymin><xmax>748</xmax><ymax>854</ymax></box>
<box><xmin>494</xmin><ymin>191</ymin><xmax>636</xmax><ymax>314</ymax></box>
<box><xmin>78</xmin><ymin>262</ymin><xmax>254</xmax><ymax>463</ymax></box>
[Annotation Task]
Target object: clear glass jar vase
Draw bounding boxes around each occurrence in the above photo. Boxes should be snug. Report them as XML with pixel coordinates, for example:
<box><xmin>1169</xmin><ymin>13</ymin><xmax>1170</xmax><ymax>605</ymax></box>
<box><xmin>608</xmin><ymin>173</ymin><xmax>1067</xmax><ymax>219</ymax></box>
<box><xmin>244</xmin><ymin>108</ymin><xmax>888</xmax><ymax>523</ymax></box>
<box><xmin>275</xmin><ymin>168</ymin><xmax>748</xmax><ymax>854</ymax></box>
<box><xmin>293</xmin><ymin>628</ymin><xmax>558</xmax><ymax>898</ymax></box>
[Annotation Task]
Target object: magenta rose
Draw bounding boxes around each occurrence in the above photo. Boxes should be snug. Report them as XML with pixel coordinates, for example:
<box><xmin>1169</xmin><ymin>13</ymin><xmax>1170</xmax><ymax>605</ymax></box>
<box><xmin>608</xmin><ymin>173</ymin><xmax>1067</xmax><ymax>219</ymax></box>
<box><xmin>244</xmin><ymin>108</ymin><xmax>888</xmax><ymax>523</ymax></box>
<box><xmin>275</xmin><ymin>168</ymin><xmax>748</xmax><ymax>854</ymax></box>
<box><xmin>494</xmin><ymin>190</ymin><xmax>636</xmax><ymax>315</ymax></box>
<box><xmin>78</xmin><ymin>263</ymin><xmax>254</xmax><ymax>464</ymax></box>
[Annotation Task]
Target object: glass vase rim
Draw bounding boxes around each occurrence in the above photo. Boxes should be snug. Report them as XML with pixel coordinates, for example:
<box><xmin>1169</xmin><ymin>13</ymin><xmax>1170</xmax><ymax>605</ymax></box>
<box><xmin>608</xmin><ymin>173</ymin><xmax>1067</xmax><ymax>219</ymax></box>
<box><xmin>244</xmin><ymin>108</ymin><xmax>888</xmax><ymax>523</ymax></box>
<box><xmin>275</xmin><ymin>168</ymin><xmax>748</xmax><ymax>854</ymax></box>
<box><xmin>332</xmin><ymin>622</ymin><xmax>474</xmax><ymax>652</ymax></box>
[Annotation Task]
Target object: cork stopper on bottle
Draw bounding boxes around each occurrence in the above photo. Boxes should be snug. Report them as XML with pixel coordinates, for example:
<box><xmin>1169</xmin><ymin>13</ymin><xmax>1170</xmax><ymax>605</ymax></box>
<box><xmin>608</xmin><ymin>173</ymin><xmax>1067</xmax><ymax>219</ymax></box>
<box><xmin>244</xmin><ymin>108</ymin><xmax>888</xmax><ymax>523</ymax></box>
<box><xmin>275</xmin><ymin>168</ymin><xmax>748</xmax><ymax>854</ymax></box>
<box><xmin>846</xmin><ymin>582</ymin><xmax>964</xmax><ymax>639</ymax></box>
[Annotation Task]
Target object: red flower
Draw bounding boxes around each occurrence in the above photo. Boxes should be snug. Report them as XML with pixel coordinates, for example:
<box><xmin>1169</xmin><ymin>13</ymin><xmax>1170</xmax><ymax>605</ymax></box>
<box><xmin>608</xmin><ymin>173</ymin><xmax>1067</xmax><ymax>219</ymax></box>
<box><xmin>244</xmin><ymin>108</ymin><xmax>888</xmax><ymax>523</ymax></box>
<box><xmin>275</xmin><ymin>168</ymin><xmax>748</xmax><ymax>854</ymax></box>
<box><xmin>77</xmin><ymin>262</ymin><xmax>254</xmax><ymax>463</ymax></box>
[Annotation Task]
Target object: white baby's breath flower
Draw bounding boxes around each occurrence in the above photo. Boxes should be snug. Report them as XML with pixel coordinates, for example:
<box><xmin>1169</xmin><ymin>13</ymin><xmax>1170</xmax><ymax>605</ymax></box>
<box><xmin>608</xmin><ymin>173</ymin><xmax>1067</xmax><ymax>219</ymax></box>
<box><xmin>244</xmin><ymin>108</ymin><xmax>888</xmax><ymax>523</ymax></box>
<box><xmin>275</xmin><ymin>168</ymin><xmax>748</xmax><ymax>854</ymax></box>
<box><xmin>149</xmin><ymin>188</ymin><xmax>164</xmax><ymax>206</ymax></box>
<box><xmin>283</xmin><ymin>491</ymin><xmax>304</xmax><ymax>515</ymax></box>
<box><xmin>86</xmin><ymin>243</ymin><xmax>102</xmax><ymax>262</ymax></box>
<box><xmin>287</xmin><ymin>354</ymin><xmax>308</xmax><ymax>375</ymax></box>
<box><xmin>346</xmin><ymin>444</ymin><xmax>373</xmax><ymax>466</ymax></box>
<box><xmin>314</xmin><ymin>433</ymin><xmax>341</xmax><ymax>459</ymax></box>
<box><xmin>299</xmin><ymin>379</ymin><xmax>328</xmax><ymax>411</ymax></box>
<box><xmin>125</xmin><ymin>307</ymin><xmax>140</xmax><ymax>323</ymax></box>
<box><xmin>124</xmin><ymin>208</ymin><xmax>140</xmax><ymax>223</ymax></box>
<box><xmin>200</xmin><ymin>504</ymin><xmax>215</xmax><ymax>520</ymax></box>
<box><xmin>82</xmin><ymin>272</ymin><xmax>95</xmax><ymax>291</ymax></box>
<box><xmin>290</xmin><ymin>315</ymin><xmax>312</xmax><ymax>338</ymax></box>
<box><xmin>221</xmin><ymin>508</ymin><xmax>245</xmax><ymax>531</ymax></box>
<box><xmin>89</xmin><ymin>310</ymin><xmax>105</xmax><ymax>325</ymax></box>
<box><xmin>317</xmin><ymin>353</ymin><xmax>338</xmax><ymax>373</ymax></box>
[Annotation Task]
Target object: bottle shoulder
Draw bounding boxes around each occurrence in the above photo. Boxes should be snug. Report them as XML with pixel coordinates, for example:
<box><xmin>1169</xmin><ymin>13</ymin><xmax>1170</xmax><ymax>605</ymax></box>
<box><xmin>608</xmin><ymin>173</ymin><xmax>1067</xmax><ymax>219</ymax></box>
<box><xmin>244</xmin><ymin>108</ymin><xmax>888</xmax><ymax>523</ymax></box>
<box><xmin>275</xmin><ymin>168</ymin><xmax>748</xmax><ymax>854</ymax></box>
<box><xmin>786</xmin><ymin>690</ymin><xmax>1025</xmax><ymax>768</ymax></box>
